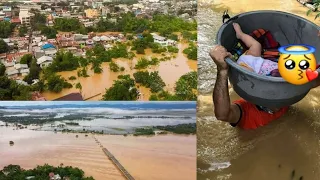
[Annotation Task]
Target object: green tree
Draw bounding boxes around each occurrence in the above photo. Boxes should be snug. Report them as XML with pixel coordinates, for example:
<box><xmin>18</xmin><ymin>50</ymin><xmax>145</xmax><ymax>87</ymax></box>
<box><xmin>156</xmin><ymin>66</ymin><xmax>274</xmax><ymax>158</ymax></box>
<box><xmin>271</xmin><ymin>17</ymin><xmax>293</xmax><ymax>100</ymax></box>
<box><xmin>41</xmin><ymin>27</ymin><xmax>57</xmax><ymax>39</ymax></box>
<box><xmin>174</xmin><ymin>71</ymin><xmax>197</xmax><ymax>100</ymax></box>
<box><xmin>54</xmin><ymin>18</ymin><xmax>81</xmax><ymax>32</ymax></box>
<box><xmin>0</xmin><ymin>62</ymin><xmax>5</xmax><ymax>76</ymax></box>
<box><xmin>0</xmin><ymin>39</ymin><xmax>9</xmax><ymax>53</ymax></box>
<box><xmin>23</xmin><ymin>59</ymin><xmax>41</xmax><ymax>84</ymax></box>
<box><xmin>46</xmin><ymin>74</ymin><xmax>72</xmax><ymax>93</ymax></box>
<box><xmin>183</xmin><ymin>43</ymin><xmax>197</xmax><ymax>60</ymax></box>
<box><xmin>0</xmin><ymin>21</ymin><xmax>15</xmax><ymax>38</ymax></box>
<box><xmin>102</xmin><ymin>75</ymin><xmax>138</xmax><ymax>100</ymax></box>
<box><xmin>19</xmin><ymin>54</ymin><xmax>33</xmax><ymax>65</ymax></box>
<box><xmin>109</xmin><ymin>61</ymin><xmax>120</xmax><ymax>72</ymax></box>
<box><xmin>19</xmin><ymin>25</ymin><xmax>28</xmax><ymax>37</ymax></box>
<box><xmin>75</xmin><ymin>82</ymin><xmax>82</xmax><ymax>94</ymax></box>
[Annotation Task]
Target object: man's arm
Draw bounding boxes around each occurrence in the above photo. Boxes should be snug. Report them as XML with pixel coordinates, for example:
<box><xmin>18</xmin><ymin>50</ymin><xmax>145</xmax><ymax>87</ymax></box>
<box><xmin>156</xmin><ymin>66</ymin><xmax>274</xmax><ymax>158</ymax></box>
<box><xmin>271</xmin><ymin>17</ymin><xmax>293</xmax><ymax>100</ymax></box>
<box><xmin>213</xmin><ymin>69</ymin><xmax>241</xmax><ymax>124</ymax></box>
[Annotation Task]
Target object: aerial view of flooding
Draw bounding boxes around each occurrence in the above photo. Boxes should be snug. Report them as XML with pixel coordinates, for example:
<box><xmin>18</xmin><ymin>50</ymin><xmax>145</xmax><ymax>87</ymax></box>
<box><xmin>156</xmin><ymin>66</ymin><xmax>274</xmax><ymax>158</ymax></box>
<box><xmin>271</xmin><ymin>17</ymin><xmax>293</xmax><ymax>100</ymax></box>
<box><xmin>0</xmin><ymin>101</ymin><xmax>196</xmax><ymax>180</ymax></box>
<box><xmin>198</xmin><ymin>0</ymin><xmax>320</xmax><ymax>180</ymax></box>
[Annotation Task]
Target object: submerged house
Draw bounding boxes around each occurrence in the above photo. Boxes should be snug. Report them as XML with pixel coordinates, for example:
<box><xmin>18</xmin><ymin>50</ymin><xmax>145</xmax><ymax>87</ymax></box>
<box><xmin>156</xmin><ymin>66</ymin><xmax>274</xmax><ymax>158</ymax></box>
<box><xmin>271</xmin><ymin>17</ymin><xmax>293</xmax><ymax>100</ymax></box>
<box><xmin>150</xmin><ymin>33</ymin><xmax>176</xmax><ymax>46</ymax></box>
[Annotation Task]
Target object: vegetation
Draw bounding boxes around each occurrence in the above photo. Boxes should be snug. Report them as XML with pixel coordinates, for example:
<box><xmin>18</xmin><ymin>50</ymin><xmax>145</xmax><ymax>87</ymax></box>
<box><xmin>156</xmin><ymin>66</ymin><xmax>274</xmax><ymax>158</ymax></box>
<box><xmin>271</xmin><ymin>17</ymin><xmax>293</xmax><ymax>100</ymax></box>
<box><xmin>0</xmin><ymin>21</ymin><xmax>15</xmax><ymax>38</ymax></box>
<box><xmin>47</xmin><ymin>51</ymin><xmax>80</xmax><ymax>72</ymax></box>
<box><xmin>149</xmin><ymin>71</ymin><xmax>197</xmax><ymax>101</ymax></box>
<box><xmin>174</xmin><ymin>71</ymin><xmax>197</xmax><ymax>100</ymax></box>
<box><xmin>102</xmin><ymin>75</ymin><xmax>138</xmax><ymax>100</ymax></box>
<box><xmin>69</xmin><ymin>76</ymin><xmax>76</xmax><ymax>80</ymax></box>
<box><xmin>41</xmin><ymin>26</ymin><xmax>57</xmax><ymax>39</ymax></box>
<box><xmin>154</xmin><ymin>123</ymin><xmax>196</xmax><ymax>134</ymax></box>
<box><xmin>75</xmin><ymin>82</ymin><xmax>82</xmax><ymax>93</ymax></box>
<box><xmin>0</xmin><ymin>75</ymin><xmax>35</xmax><ymax>100</ymax></box>
<box><xmin>134</xmin><ymin>57</ymin><xmax>160</xmax><ymax>69</ymax></box>
<box><xmin>18</xmin><ymin>25</ymin><xmax>28</xmax><ymax>37</ymax></box>
<box><xmin>133</xmin><ymin>71</ymin><xmax>165</xmax><ymax>93</ymax></box>
<box><xmin>182</xmin><ymin>31</ymin><xmax>197</xmax><ymax>41</ymax></box>
<box><xmin>150</xmin><ymin>14</ymin><xmax>197</xmax><ymax>37</ymax></box>
<box><xmin>0</xmin><ymin>164</ymin><xmax>95</xmax><ymax>180</ymax></box>
<box><xmin>133</xmin><ymin>128</ymin><xmax>155</xmax><ymax>136</ymax></box>
<box><xmin>167</xmin><ymin>45</ymin><xmax>179</xmax><ymax>53</ymax></box>
<box><xmin>133</xmin><ymin>123</ymin><xmax>196</xmax><ymax>136</ymax></box>
<box><xmin>0</xmin><ymin>39</ymin><xmax>9</xmax><ymax>53</ymax></box>
<box><xmin>31</xmin><ymin>12</ymin><xmax>47</xmax><ymax>30</ymax></box>
<box><xmin>183</xmin><ymin>43</ymin><xmax>197</xmax><ymax>60</ymax></box>
<box><xmin>109</xmin><ymin>61</ymin><xmax>121</xmax><ymax>72</ymax></box>
<box><xmin>23</xmin><ymin>59</ymin><xmax>41</xmax><ymax>85</ymax></box>
<box><xmin>65</xmin><ymin>122</ymin><xmax>80</xmax><ymax>126</ymax></box>
<box><xmin>54</xmin><ymin>18</ymin><xmax>81</xmax><ymax>32</ymax></box>
<box><xmin>46</xmin><ymin>74</ymin><xmax>73</xmax><ymax>93</ymax></box>
<box><xmin>307</xmin><ymin>0</ymin><xmax>320</xmax><ymax>19</ymax></box>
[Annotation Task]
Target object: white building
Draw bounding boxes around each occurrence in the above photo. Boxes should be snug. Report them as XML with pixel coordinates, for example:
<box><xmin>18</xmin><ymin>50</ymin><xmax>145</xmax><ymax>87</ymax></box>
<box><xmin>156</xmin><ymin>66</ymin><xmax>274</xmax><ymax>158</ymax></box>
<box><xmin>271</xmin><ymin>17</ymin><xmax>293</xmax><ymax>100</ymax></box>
<box><xmin>37</xmin><ymin>56</ymin><xmax>53</xmax><ymax>68</ymax></box>
<box><xmin>150</xmin><ymin>33</ymin><xmax>177</xmax><ymax>46</ymax></box>
<box><xmin>19</xmin><ymin>9</ymin><xmax>34</xmax><ymax>26</ymax></box>
<box><xmin>83</xmin><ymin>21</ymin><xmax>94</xmax><ymax>27</ymax></box>
<box><xmin>14</xmin><ymin>63</ymin><xmax>28</xmax><ymax>71</ymax></box>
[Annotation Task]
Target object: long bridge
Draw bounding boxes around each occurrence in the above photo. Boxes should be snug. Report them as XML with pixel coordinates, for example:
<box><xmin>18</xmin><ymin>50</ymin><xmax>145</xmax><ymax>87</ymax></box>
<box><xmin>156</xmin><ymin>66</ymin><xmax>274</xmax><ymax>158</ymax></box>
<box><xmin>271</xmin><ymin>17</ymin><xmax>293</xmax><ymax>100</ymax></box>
<box><xmin>93</xmin><ymin>137</ymin><xmax>135</xmax><ymax>180</ymax></box>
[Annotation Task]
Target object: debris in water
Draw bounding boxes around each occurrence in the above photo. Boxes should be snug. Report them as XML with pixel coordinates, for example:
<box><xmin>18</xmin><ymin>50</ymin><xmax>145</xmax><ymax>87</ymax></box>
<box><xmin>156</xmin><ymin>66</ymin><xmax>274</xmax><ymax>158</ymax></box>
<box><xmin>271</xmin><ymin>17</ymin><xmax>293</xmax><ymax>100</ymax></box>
<box><xmin>278</xmin><ymin>164</ymin><xmax>281</xmax><ymax>168</ymax></box>
<box><xmin>299</xmin><ymin>176</ymin><xmax>303</xmax><ymax>180</ymax></box>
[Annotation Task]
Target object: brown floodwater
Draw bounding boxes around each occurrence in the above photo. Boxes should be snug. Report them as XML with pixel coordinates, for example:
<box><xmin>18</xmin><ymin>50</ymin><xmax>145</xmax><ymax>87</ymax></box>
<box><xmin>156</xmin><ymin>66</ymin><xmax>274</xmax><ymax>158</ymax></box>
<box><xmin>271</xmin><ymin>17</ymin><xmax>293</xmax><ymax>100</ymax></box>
<box><xmin>197</xmin><ymin>0</ymin><xmax>320</xmax><ymax>180</ymax></box>
<box><xmin>42</xmin><ymin>43</ymin><xmax>197</xmax><ymax>101</ymax></box>
<box><xmin>0</xmin><ymin>127</ymin><xmax>124</xmax><ymax>180</ymax></box>
<box><xmin>0</xmin><ymin>127</ymin><xmax>195</xmax><ymax>180</ymax></box>
<box><xmin>96</xmin><ymin>134</ymin><xmax>197</xmax><ymax>180</ymax></box>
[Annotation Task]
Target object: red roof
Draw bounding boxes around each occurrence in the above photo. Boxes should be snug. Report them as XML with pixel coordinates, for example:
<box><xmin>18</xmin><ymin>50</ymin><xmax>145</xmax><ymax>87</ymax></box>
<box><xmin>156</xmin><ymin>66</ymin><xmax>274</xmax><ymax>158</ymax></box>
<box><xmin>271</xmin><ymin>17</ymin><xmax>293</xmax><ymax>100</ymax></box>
<box><xmin>6</xmin><ymin>52</ymin><xmax>32</xmax><ymax>62</ymax></box>
<box><xmin>11</xmin><ymin>18</ymin><xmax>21</xmax><ymax>23</ymax></box>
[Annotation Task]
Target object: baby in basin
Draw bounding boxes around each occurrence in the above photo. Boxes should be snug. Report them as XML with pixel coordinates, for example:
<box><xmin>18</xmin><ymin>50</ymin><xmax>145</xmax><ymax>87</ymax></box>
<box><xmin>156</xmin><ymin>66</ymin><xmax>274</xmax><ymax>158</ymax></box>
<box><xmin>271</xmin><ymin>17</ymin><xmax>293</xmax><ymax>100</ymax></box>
<box><xmin>233</xmin><ymin>23</ymin><xmax>279</xmax><ymax>76</ymax></box>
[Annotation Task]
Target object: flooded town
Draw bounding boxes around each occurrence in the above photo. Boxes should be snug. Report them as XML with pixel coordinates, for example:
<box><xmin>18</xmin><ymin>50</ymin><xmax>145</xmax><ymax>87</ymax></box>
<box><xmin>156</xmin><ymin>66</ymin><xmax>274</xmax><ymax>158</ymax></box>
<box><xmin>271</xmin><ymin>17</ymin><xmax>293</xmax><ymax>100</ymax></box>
<box><xmin>197</xmin><ymin>0</ymin><xmax>320</xmax><ymax>180</ymax></box>
<box><xmin>0</xmin><ymin>0</ymin><xmax>197</xmax><ymax>101</ymax></box>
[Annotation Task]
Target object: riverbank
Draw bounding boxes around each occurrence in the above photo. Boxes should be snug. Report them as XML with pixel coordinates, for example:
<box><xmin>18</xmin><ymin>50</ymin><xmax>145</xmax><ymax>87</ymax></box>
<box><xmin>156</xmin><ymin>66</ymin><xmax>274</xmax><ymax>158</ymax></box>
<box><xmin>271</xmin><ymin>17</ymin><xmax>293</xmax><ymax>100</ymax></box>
<box><xmin>41</xmin><ymin>42</ymin><xmax>197</xmax><ymax>101</ymax></box>
<box><xmin>0</xmin><ymin>127</ymin><xmax>196</xmax><ymax>180</ymax></box>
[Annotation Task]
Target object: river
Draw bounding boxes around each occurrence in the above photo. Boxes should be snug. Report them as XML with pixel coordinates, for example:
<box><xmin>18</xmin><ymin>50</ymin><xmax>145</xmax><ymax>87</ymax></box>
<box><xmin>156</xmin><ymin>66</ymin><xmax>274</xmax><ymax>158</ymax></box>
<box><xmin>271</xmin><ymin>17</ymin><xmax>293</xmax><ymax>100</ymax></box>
<box><xmin>42</xmin><ymin>42</ymin><xmax>197</xmax><ymax>101</ymax></box>
<box><xmin>197</xmin><ymin>0</ymin><xmax>320</xmax><ymax>180</ymax></box>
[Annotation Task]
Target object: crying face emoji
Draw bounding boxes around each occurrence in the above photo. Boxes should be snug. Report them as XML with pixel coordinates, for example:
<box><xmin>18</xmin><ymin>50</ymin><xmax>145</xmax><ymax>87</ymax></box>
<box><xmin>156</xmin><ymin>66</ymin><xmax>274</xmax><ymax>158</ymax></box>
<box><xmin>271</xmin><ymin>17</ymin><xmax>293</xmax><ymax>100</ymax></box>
<box><xmin>278</xmin><ymin>45</ymin><xmax>318</xmax><ymax>85</ymax></box>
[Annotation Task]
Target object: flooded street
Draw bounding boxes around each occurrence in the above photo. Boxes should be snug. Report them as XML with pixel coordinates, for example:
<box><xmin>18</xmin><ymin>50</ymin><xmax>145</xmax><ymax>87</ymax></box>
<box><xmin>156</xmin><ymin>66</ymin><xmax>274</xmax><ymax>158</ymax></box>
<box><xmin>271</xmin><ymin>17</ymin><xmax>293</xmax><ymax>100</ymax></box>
<box><xmin>197</xmin><ymin>0</ymin><xmax>320</xmax><ymax>179</ymax></box>
<box><xmin>0</xmin><ymin>127</ymin><xmax>196</xmax><ymax>180</ymax></box>
<box><xmin>42</xmin><ymin>43</ymin><xmax>197</xmax><ymax>101</ymax></box>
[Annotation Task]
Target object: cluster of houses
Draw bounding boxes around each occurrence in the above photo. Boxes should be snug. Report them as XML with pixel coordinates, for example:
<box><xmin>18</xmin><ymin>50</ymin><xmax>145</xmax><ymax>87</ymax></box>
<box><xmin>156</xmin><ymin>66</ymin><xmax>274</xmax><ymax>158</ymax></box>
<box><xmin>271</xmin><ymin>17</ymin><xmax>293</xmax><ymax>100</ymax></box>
<box><xmin>0</xmin><ymin>0</ymin><xmax>187</xmax><ymax>101</ymax></box>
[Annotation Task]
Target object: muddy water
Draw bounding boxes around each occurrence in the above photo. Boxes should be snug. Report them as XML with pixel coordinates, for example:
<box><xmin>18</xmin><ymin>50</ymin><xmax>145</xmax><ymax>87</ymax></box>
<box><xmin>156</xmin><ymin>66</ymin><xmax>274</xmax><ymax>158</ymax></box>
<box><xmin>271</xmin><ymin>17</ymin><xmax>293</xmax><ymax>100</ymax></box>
<box><xmin>96</xmin><ymin>134</ymin><xmax>196</xmax><ymax>180</ymax></box>
<box><xmin>42</xmin><ymin>43</ymin><xmax>197</xmax><ymax>101</ymax></box>
<box><xmin>0</xmin><ymin>127</ymin><xmax>195</xmax><ymax>180</ymax></box>
<box><xmin>0</xmin><ymin>127</ymin><xmax>124</xmax><ymax>180</ymax></box>
<box><xmin>197</xmin><ymin>0</ymin><xmax>320</xmax><ymax>179</ymax></box>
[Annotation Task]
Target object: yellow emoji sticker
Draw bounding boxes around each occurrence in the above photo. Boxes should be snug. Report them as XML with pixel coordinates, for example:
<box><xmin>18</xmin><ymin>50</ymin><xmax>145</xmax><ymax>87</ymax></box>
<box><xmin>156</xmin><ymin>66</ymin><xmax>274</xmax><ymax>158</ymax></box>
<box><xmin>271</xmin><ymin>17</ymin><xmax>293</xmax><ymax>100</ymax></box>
<box><xmin>278</xmin><ymin>45</ymin><xmax>318</xmax><ymax>85</ymax></box>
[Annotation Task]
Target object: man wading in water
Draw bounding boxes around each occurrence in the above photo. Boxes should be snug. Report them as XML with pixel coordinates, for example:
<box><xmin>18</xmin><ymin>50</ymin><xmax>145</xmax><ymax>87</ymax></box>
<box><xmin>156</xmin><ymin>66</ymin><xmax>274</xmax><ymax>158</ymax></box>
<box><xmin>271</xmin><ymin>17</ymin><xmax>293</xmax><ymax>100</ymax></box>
<box><xmin>210</xmin><ymin>45</ymin><xmax>320</xmax><ymax>129</ymax></box>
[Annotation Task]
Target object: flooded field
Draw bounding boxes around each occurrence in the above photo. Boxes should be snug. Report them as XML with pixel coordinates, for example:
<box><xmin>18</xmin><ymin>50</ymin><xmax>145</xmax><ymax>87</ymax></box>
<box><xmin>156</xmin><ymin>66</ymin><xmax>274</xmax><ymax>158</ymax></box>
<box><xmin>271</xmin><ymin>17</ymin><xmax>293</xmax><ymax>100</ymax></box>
<box><xmin>197</xmin><ymin>0</ymin><xmax>320</xmax><ymax>179</ymax></box>
<box><xmin>42</xmin><ymin>43</ymin><xmax>197</xmax><ymax>101</ymax></box>
<box><xmin>0</xmin><ymin>127</ymin><xmax>196</xmax><ymax>180</ymax></box>
<box><xmin>0</xmin><ymin>127</ymin><xmax>124</xmax><ymax>180</ymax></box>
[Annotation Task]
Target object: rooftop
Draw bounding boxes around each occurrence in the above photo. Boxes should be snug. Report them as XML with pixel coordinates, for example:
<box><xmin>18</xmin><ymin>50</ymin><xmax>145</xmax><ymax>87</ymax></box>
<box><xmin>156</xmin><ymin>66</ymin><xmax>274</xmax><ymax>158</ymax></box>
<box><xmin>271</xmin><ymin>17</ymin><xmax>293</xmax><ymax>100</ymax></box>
<box><xmin>54</xmin><ymin>93</ymin><xmax>83</xmax><ymax>101</ymax></box>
